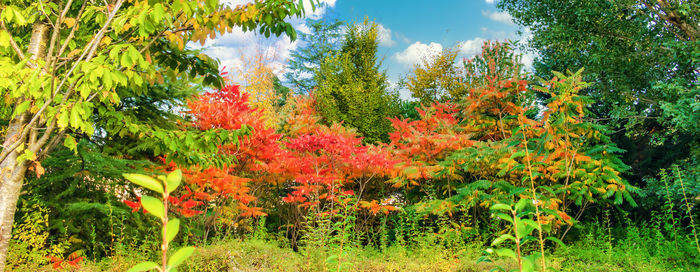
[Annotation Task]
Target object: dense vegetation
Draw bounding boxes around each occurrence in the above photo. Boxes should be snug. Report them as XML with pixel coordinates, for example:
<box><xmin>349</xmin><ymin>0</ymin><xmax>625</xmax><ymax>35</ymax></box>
<box><xmin>0</xmin><ymin>0</ymin><xmax>698</xmax><ymax>271</ymax></box>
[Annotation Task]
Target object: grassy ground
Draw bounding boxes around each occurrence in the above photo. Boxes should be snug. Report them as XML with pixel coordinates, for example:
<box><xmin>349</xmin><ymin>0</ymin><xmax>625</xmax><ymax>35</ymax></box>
<box><xmin>8</xmin><ymin>217</ymin><xmax>700</xmax><ymax>272</ymax></box>
<box><xmin>12</xmin><ymin>235</ymin><xmax>696</xmax><ymax>272</ymax></box>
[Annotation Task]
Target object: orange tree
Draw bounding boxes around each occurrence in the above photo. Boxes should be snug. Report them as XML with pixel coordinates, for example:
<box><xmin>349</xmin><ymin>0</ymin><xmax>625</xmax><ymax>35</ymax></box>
<box><xmin>388</xmin><ymin>42</ymin><xmax>637</xmax><ymax>242</ymax></box>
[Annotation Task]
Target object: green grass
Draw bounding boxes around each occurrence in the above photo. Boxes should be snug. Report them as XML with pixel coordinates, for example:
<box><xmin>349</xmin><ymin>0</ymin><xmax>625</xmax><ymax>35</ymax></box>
<box><xmin>9</xmin><ymin>216</ymin><xmax>700</xmax><ymax>272</ymax></box>
<box><xmin>11</xmin><ymin>235</ymin><xmax>698</xmax><ymax>272</ymax></box>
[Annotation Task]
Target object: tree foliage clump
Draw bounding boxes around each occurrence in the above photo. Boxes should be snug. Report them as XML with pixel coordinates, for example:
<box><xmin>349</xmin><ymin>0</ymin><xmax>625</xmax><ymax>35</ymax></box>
<box><xmin>284</xmin><ymin>19</ymin><xmax>344</xmax><ymax>93</ymax></box>
<box><xmin>0</xmin><ymin>0</ymin><xmax>314</xmax><ymax>267</ymax></box>
<box><xmin>388</xmin><ymin>43</ymin><xmax>637</xmax><ymax>242</ymax></box>
<box><xmin>314</xmin><ymin>20</ymin><xmax>399</xmax><ymax>143</ymax></box>
<box><xmin>497</xmin><ymin>0</ymin><xmax>700</xmax><ymax>185</ymax></box>
<box><xmin>406</xmin><ymin>47</ymin><xmax>464</xmax><ymax>103</ymax></box>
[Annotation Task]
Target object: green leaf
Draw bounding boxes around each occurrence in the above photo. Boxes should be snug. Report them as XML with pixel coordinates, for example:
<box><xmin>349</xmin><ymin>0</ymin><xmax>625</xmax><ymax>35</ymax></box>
<box><xmin>164</xmin><ymin>218</ymin><xmax>180</xmax><ymax>243</ymax></box>
<box><xmin>522</xmin><ymin>257</ymin><xmax>535</xmax><ymax>272</ymax></box>
<box><xmin>0</xmin><ymin>30</ymin><xmax>10</xmax><ymax>47</ymax></box>
<box><xmin>152</xmin><ymin>3</ymin><xmax>165</xmax><ymax>22</ymax></box>
<box><xmin>495</xmin><ymin>213</ymin><xmax>513</xmax><ymax>223</ymax></box>
<box><xmin>514</xmin><ymin>198</ymin><xmax>530</xmax><ymax>212</ymax></box>
<box><xmin>546</xmin><ymin>236</ymin><xmax>566</xmax><ymax>247</ymax></box>
<box><xmin>521</xmin><ymin>219</ymin><xmax>541</xmax><ymax>231</ymax></box>
<box><xmin>515</xmin><ymin>218</ymin><xmax>532</xmax><ymax>239</ymax></box>
<box><xmin>70</xmin><ymin>105</ymin><xmax>81</xmax><ymax>129</ymax></box>
<box><xmin>167</xmin><ymin>246</ymin><xmax>195</xmax><ymax>268</ymax></box>
<box><xmin>127</xmin><ymin>261</ymin><xmax>159</xmax><ymax>272</ymax></box>
<box><xmin>121</xmin><ymin>52</ymin><xmax>131</xmax><ymax>67</ymax></box>
<box><xmin>140</xmin><ymin>195</ymin><xmax>164</xmax><ymax>219</ymax></box>
<box><xmin>490</xmin><ymin>203</ymin><xmax>511</xmax><ymax>211</ymax></box>
<box><xmin>510</xmin><ymin>150</ymin><xmax>526</xmax><ymax>159</ymax></box>
<box><xmin>2</xmin><ymin>6</ymin><xmax>14</xmax><ymax>22</ymax></box>
<box><xmin>63</xmin><ymin>135</ymin><xmax>78</xmax><ymax>153</ymax></box>
<box><xmin>166</xmin><ymin>169</ymin><xmax>182</xmax><ymax>194</ymax></box>
<box><xmin>123</xmin><ymin>173</ymin><xmax>164</xmax><ymax>193</ymax></box>
<box><xmin>491</xmin><ymin>234</ymin><xmax>516</xmax><ymax>246</ymax></box>
<box><xmin>12</xmin><ymin>8</ymin><xmax>26</xmax><ymax>26</ymax></box>
<box><xmin>57</xmin><ymin>109</ymin><xmax>69</xmax><ymax>129</ymax></box>
<box><xmin>13</xmin><ymin>100</ymin><xmax>31</xmax><ymax>117</ymax></box>
<box><xmin>494</xmin><ymin>248</ymin><xmax>517</xmax><ymax>260</ymax></box>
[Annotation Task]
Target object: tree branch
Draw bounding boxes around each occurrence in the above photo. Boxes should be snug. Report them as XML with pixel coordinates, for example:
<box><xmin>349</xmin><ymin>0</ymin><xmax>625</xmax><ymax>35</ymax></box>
<box><xmin>55</xmin><ymin>0</ymin><xmax>88</xmax><ymax>62</ymax></box>
<box><xmin>0</xmin><ymin>20</ymin><xmax>26</xmax><ymax>60</ymax></box>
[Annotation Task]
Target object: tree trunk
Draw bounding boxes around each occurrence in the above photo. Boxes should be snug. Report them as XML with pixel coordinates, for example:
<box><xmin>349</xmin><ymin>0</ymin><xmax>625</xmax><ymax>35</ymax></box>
<box><xmin>0</xmin><ymin>22</ymin><xmax>49</xmax><ymax>271</ymax></box>
<box><xmin>0</xmin><ymin>119</ymin><xmax>30</xmax><ymax>271</ymax></box>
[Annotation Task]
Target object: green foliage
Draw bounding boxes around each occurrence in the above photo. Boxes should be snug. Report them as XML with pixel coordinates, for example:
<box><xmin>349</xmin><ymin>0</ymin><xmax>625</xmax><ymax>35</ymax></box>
<box><xmin>479</xmin><ymin>198</ymin><xmax>565</xmax><ymax>272</ymax></box>
<box><xmin>497</xmin><ymin>0</ymin><xmax>700</xmax><ymax>185</ymax></box>
<box><xmin>11</xmin><ymin>140</ymin><xmax>159</xmax><ymax>261</ymax></box>
<box><xmin>285</xmin><ymin>18</ymin><xmax>344</xmax><ymax>93</ymax></box>
<box><xmin>314</xmin><ymin>19</ymin><xmax>399</xmax><ymax>143</ymax></box>
<box><xmin>5</xmin><ymin>1</ymin><xmax>700</xmax><ymax>270</ymax></box>
<box><xmin>124</xmin><ymin>170</ymin><xmax>193</xmax><ymax>272</ymax></box>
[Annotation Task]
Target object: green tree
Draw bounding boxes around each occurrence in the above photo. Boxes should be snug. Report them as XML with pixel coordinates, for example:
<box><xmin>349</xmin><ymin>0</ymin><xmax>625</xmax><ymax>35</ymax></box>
<box><xmin>284</xmin><ymin>18</ymin><xmax>344</xmax><ymax>93</ymax></box>
<box><xmin>0</xmin><ymin>0</ymin><xmax>311</xmax><ymax>268</ymax></box>
<box><xmin>497</xmin><ymin>0</ymin><xmax>700</xmax><ymax>182</ymax></box>
<box><xmin>314</xmin><ymin>19</ymin><xmax>399</xmax><ymax>143</ymax></box>
<box><xmin>273</xmin><ymin>73</ymin><xmax>292</xmax><ymax>108</ymax></box>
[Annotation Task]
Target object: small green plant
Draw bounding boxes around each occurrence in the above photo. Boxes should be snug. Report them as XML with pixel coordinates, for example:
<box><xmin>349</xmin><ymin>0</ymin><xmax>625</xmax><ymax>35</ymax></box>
<box><xmin>123</xmin><ymin>170</ymin><xmax>195</xmax><ymax>272</ymax></box>
<box><xmin>478</xmin><ymin>198</ymin><xmax>564</xmax><ymax>272</ymax></box>
<box><xmin>674</xmin><ymin>165</ymin><xmax>700</xmax><ymax>254</ymax></box>
<box><xmin>325</xmin><ymin>195</ymin><xmax>357</xmax><ymax>272</ymax></box>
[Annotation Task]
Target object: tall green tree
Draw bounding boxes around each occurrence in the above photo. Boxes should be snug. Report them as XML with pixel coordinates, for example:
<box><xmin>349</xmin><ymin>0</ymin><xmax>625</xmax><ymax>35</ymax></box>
<box><xmin>284</xmin><ymin>18</ymin><xmax>344</xmax><ymax>93</ymax></box>
<box><xmin>0</xmin><ymin>0</ymin><xmax>311</xmax><ymax>268</ymax></box>
<box><xmin>314</xmin><ymin>20</ymin><xmax>399</xmax><ymax>143</ymax></box>
<box><xmin>497</xmin><ymin>0</ymin><xmax>700</xmax><ymax>182</ymax></box>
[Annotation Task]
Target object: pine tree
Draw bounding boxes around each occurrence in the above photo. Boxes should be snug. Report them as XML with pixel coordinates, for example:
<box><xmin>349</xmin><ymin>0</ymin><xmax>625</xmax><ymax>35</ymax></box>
<box><xmin>314</xmin><ymin>19</ymin><xmax>399</xmax><ymax>143</ymax></box>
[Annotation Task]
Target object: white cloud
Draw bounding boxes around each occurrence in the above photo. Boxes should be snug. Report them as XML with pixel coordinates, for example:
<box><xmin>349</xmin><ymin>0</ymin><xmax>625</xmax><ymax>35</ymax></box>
<box><xmin>458</xmin><ymin>37</ymin><xmax>486</xmax><ymax>56</ymax></box>
<box><xmin>481</xmin><ymin>10</ymin><xmax>514</xmax><ymax>25</ymax></box>
<box><xmin>393</xmin><ymin>42</ymin><xmax>444</xmax><ymax>67</ymax></box>
<box><xmin>376</xmin><ymin>24</ymin><xmax>396</xmax><ymax>47</ymax></box>
<box><xmin>188</xmin><ymin>0</ymin><xmax>336</xmax><ymax>85</ymax></box>
<box><xmin>395</xmin><ymin>32</ymin><xmax>411</xmax><ymax>44</ymax></box>
<box><xmin>485</xmin><ymin>0</ymin><xmax>495</xmax><ymax>3</ymax></box>
<box><xmin>515</xmin><ymin>28</ymin><xmax>536</xmax><ymax>71</ymax></box>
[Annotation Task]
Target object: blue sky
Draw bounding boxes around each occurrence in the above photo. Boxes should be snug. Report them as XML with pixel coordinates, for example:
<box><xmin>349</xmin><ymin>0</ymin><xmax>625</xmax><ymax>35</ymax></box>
<box><xmin>196</xmin><ymin>0</ymin><xmax>531</xmax><ymax>98</ymax></box>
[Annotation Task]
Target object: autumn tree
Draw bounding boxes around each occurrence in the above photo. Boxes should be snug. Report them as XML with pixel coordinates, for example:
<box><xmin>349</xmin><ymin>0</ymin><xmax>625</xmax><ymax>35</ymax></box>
<box><xmin>462</xmin><ymin>41</ymin><xmax>523</xmax><ymax>93</ymax></box>
<box><xmin>406</xmin><ymin>47</ymin><xmax>465</xmax><ymax>103</ymax></box>
<box><xmin>389</xmin><ymin>43</ymin><xmax>637</xmax><ymax>241</ymax></box>
<box><xmin>273</xmin><ymin>94</ymin><xmax>396</xmax><ymax>248</ymax></box>
<box><xmin>0</xmin><ymin>0</ymin><xmax>312</xmax><ymax>267</ymax></box>
<box><xmin>230</xmin><ymin>44</ymin><xmax>286</xmax><ymax>127</ymax></box>
<box><xmin>314</xmin><ymin>19</ymin><xmax>399</xmax><ymax>143</ymax></box>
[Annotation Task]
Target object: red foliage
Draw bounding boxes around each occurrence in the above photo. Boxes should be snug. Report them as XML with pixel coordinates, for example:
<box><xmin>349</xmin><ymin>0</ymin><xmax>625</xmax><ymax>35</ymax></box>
<box><xmin>276</xmin><ymin>96</ymin><xmax>396</xmax><ymax>211</ymax></box>
<box><xmin>46</xmin><ymin>251</ymin><xmax>83</xmax><ymax>270</ymax></box>
<box><xmin>388</xmin><ymin>102</ymin><xmax>475</xmax><ymax>185</ymax></box>
<box><xmin>187</xmin><ymin>84</ymin><xmax>285</xmax><ymax>175</ymax></box>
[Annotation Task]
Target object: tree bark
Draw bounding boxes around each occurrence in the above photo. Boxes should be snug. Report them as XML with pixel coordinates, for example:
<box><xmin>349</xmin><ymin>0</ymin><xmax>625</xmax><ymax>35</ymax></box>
<box><xmin>0</xmin><ymin>118</ymin><xmax>30</xmax><ymax>271</ymax></box>
<box><xmin>0</xmin><ymin>21</ymin><xmax>49</xmax><ymax>271</ymax></box>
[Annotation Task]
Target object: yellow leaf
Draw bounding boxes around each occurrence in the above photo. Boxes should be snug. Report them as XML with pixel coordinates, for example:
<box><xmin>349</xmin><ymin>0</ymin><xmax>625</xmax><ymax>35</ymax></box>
<box><xmin>101</xmin><ymin>36</ymin><xmax>112</xmax><ymax>46</ymax></box>
<box><xmin>63</xmin><ymin>18</ymin><xmax>76</xmax><ymax>28</ymax></box>
<box><xmin>67</xmin><ymin>49</ymin><xmax>80</xmax><ymax>58</ymax></box>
